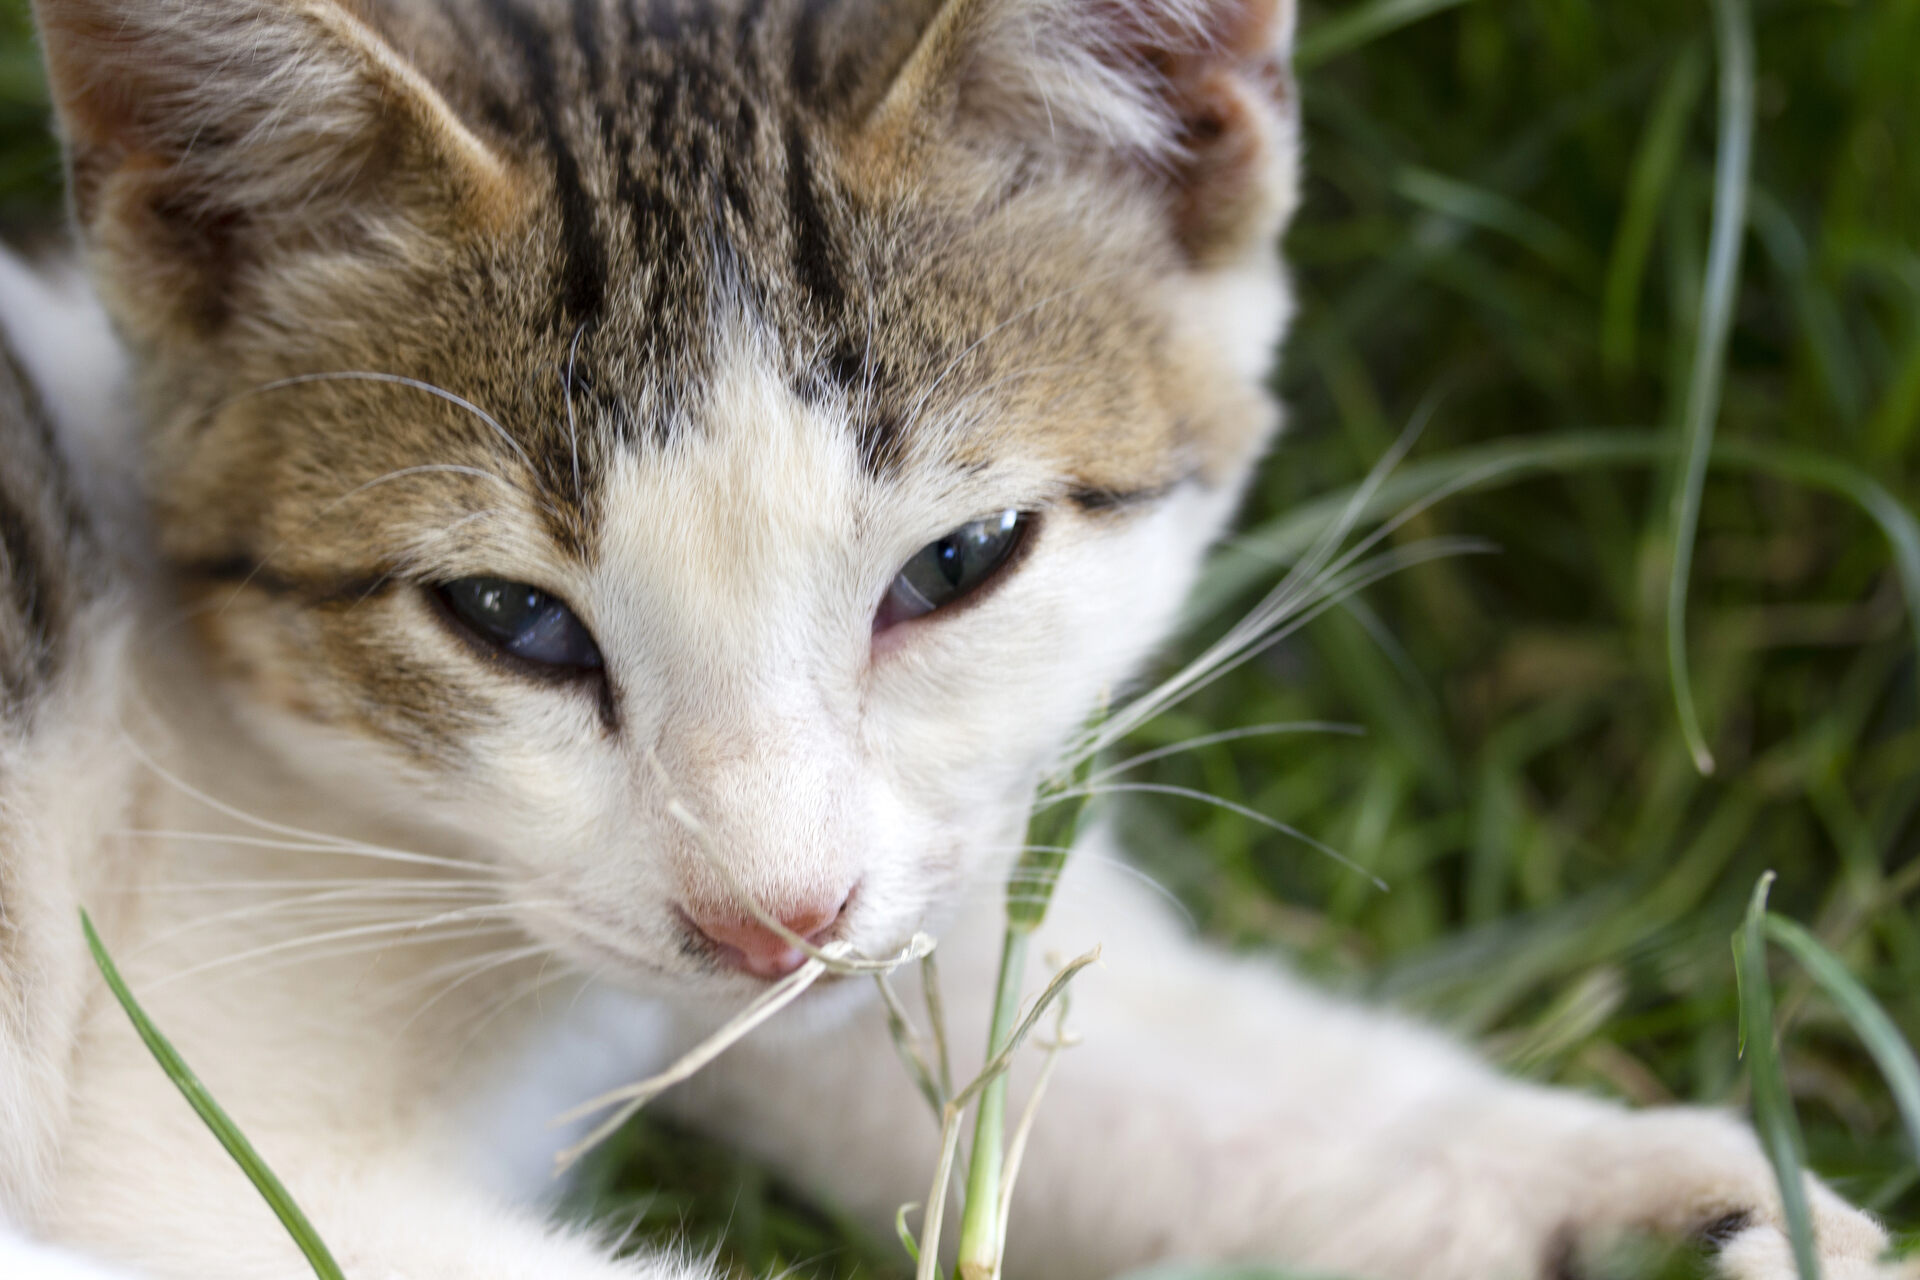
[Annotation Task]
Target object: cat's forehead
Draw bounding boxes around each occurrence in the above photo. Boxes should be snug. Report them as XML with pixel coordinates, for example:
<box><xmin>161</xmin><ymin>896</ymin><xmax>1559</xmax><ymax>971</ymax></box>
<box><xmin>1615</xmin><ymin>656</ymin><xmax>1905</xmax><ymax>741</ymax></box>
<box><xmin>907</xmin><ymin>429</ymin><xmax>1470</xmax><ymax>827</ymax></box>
<box><xmin>395</xmin><ymin>0</ymin><xmax>937</xmax><ymax>349</ymax></box>
<box><xmin>154</xmin><ymin>0</ymin><xmax>1250</xmax><ymax>590</ymax></box>
<box><xmin>349</xmin><ymin>0</ymin><xmax>1198</xmax><ymax>519</ymax></box>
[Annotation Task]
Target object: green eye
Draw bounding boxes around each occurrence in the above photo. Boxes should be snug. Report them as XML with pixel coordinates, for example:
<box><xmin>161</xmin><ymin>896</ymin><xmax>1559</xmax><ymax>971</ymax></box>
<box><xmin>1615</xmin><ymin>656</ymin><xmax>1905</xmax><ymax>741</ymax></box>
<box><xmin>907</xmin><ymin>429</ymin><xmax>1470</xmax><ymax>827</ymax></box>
<box><xmin>435</xmin><ymin>577</ymin><xmax>603</xmax><ymax>673</ymax></box>
<box><xmin>879</xmin><ymin>511</ymin><xmax>1032</xmax><ymax>628</ymax></box>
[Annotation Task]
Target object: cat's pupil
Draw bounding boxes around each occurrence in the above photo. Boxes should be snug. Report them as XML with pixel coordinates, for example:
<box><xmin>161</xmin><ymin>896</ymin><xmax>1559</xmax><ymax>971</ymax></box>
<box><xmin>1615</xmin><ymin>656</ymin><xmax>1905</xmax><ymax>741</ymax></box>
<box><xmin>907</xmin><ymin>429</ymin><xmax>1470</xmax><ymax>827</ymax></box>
<box><xmin>936</xmin><ymin>538</ymin><xmax>965</xmax><ymax>587</ymax></box>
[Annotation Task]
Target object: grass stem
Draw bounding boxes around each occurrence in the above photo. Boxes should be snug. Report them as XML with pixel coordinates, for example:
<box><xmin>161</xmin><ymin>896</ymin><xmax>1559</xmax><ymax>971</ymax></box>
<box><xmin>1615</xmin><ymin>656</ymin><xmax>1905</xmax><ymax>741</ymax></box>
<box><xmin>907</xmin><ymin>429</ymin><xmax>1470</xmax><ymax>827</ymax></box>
<box><xmin>956</xmin><ymin>928</ymin><xmax>1030</xmax><ymax>1280</ymax></box>
<box><xmin>1664</xmin><ymin>0</ymin><xmax>1756</xmax><ymax>777</ymax></box>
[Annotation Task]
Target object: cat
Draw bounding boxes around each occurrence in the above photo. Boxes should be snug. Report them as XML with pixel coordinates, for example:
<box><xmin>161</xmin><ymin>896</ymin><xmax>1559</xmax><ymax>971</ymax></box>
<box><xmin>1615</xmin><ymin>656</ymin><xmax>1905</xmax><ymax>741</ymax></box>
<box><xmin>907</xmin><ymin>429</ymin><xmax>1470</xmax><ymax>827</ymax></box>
<box><xmin>0</xmin><ymin>0</ymin><xmax>1907</xmax><ymax>1278</ymax></box>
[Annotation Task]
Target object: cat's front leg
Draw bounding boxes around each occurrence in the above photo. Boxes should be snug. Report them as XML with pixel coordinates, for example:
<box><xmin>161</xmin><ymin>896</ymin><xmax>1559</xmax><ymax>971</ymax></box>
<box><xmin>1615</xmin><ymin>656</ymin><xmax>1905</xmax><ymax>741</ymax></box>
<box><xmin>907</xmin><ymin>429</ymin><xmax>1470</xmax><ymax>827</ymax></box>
<box><xmin>672</xmin><ymin>836</ymin><xmax>1906</xmax><ymax>1280</ymax></box>
<box><xmin>47</xmin><ymin>1059</ymin><xmax>722</xmax><ymax>1280</ymax></box>
<box><xmin>48</xmin><ymin>1150</ymin><xmax>723</xmax><ymax>1280</ymax></box>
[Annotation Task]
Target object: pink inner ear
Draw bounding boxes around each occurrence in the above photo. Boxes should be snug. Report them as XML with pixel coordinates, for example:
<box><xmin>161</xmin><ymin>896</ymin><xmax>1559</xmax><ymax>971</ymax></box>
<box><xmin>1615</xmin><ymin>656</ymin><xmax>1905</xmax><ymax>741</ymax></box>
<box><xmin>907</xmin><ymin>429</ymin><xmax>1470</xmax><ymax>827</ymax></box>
<box><xmin>1069</xmin><ymin>0</ymin><xmax>1295</xmax><ymax>261</ymax></box>
<box><xmin>1079</xmin><ymin>0</ymin><xmax>1294</xmax><ymax>150</ymax></box>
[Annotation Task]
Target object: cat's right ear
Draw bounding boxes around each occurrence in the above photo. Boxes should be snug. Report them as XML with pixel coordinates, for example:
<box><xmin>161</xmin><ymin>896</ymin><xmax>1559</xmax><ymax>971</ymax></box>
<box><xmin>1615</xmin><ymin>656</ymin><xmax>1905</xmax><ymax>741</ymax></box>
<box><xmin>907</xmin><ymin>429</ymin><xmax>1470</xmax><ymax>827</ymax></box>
<box><xmin>32</xmin><ymin>0</ymin><xmax>517</xmax><ymax>341</ymax></box>
<box><xmin>861</xmin><ymin>0</ymin><xmax>1299</xmax><ymax>267</ymax></box>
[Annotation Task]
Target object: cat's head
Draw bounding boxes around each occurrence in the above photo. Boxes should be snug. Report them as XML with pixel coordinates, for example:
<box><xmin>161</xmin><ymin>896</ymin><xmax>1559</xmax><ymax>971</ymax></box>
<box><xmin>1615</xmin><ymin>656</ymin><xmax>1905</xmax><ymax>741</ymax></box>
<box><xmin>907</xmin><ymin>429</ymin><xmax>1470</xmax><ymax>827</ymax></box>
<box><xmin>36</xmin><ymin>0</ymin><xmax>1299</xmax><ymax>995</ymax></box>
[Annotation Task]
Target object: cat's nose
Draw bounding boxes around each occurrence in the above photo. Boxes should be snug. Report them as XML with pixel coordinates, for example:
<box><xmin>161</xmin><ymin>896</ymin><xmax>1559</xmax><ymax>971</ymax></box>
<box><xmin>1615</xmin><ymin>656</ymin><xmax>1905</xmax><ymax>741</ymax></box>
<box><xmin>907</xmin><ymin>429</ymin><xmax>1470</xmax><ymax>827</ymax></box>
<box><xmin>683</xmin><ymin>893</ymin><xmax>851</xmax><ymax>980</ymax></box>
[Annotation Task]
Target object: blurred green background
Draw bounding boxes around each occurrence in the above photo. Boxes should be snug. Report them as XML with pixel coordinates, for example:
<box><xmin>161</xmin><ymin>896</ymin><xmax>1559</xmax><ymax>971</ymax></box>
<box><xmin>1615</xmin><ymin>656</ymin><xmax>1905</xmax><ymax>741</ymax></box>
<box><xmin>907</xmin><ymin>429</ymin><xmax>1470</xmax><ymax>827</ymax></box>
<box><xmin>4</xmin><ymin>0</ymin><xmax>1916</xmax><ymax>1276</ymax></box>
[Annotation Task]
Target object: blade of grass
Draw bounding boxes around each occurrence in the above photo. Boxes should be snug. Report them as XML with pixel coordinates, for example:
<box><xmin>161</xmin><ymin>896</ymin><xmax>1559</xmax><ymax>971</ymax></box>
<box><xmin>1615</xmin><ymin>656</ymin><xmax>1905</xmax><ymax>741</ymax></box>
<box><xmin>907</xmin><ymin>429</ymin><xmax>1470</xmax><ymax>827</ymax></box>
<box><xmin>956</xmin><ymin>928</ymin><xmax>1029</xmax><ymax>1280</ymax></box>
<box><xmin>79</xmin><ymin>910</ymin><xmax>346</xmax><ymax>1280</ymax></box>
<box><xmin>1733</xmin><ymin>877</ymin><xmax>1821</xmax><ymax>1280</ymax></box>
<box><xmin>1664</xmin><ymin>0</ymin><xmax>1756</xmax><ymax>777</ymax></box>
<box><xmin>1765</xmin><ymin>915</ymin><xmax>1920</xmax><ymax>1160</ymax></box>
<box><xmin>1393</xmin><ymin>166</ymin><xmax>1594</xmax><ymax>284</ymax></box>
<box><xmin>1603</xmin><ymin>46</ymin><xmax>1708</xmax><ymax>376</ymax></box>
<box><xmin>1193</xmin><ymin>432</ymin><xmax>1920</xmax><ymax>702</ymax></box>
<box><xmin>1296</xmin><ymin>0</ymin><xmax>1475</xmax><ymax>71</ymax></box>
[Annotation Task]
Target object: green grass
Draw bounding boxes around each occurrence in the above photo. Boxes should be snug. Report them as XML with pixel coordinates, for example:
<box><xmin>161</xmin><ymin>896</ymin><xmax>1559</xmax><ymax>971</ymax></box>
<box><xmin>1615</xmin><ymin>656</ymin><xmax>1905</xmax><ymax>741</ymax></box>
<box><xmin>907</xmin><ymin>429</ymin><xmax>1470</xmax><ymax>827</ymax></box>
<box><xmin>7</xmin><ymin>0</ymin><xmax>1920</xmax><ymax>1276</ymax></box>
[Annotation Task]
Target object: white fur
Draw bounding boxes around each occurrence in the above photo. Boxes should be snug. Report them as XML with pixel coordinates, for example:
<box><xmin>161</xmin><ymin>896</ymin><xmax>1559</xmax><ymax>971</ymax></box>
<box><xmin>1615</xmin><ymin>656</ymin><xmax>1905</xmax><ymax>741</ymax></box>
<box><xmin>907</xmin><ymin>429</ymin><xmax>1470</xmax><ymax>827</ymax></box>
<box><xmin>0</xmin><ymin>1230</ymin><xmax>144</xmax><ymax>1280</ymax></box>
<box><xmin>1</xmin><ymin>0</ymin><xmax>1911</xmax><ymax>1274</ymax></box>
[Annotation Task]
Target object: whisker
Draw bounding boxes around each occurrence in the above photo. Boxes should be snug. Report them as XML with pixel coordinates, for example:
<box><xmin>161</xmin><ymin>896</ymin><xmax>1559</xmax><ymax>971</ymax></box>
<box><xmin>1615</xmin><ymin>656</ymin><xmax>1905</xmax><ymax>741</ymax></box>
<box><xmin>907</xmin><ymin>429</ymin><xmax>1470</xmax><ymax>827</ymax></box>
<box><xmin>114</xmin><ymin>828</ymin><xmax>505</xmax><ymax>876</ymax></box>
<box><xmin>1083</xmin><ymin>721</ymin><xmax>1366</xmax><ymax>785</ymax></box>
<box><xmin>398</xmin><ymin>943</ymin><xmax>556</xmax><ymax>1033</ymax></box>
<box><xmin>1043</xmin><ymin>781</ymin><xmax>1388</xmax><ymax>891</ymax></box>
<box><xmin>209</xmin><ymin>468</ymin><xmax>534</xmax><ymax>620</ymax></box>
<box><xmin>131</xmin><ymin>883</ymin><xmax>510</xmax><ymax>953</ymax></box>
<box><xmin>146</xmin><ymin>912</ymin><xmax>529</xmax><ymax>990</ymax></box>
<box><xmin>243</xmin><ymin>372</ymin><xmax>544</xmax><ymax>491</ymax></box>
<box><xmin>1057</xmin><ymin>404</ymin><xmax>1445</xmax><ymax>769</ymax></box>
<box><xmin>108</xmin><ymin>877</ymin><xmax>497</xmax><ymax>895</ymax></box>
<box><xmin>898</xmin><ymin>266</ymin><xmax>1134</xmax><ymax>438</ymax></box>
<box><xmin>450</xmin><ymin>956</ymin><xmax>583</xmax><ymax>1060</ymax></box>
<box><xmin>970</xmin><ymin>843</ymin><xmax>1197</xmax><ymax>924</ymax></box>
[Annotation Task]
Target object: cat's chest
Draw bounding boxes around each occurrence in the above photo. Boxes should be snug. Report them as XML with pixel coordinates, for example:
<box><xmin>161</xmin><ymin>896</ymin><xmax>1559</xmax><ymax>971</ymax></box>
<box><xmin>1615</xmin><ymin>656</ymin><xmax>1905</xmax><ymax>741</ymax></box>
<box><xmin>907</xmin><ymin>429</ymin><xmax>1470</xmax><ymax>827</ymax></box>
<box><xmin>440</xmin><ymin>982</ymin><xmax>681</xmax><ymax>1206</ymax></box>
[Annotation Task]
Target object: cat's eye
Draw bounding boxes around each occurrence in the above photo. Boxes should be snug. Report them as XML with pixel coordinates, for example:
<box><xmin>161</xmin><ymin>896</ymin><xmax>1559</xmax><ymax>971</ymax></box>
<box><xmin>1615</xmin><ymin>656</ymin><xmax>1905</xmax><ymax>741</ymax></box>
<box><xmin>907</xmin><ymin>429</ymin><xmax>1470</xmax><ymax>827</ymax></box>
<box><xmin>434</xmin><ymin>578</ymin><xmax>604</xmax><ymax>673</ymax></box>
<box><xmin>878</xmin><ymin>510</ymin><xmax>1033</xmax><ymax>629</ymax></box>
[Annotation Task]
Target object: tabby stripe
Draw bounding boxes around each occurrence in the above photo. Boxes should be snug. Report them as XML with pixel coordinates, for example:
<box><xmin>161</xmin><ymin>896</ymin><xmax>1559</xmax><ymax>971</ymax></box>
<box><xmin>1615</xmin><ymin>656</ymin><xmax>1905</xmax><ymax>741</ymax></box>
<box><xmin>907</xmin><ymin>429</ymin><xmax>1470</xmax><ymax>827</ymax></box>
<box><xmin>482</xmin><ymin>0</ymin><xmax>608</xmax><ymax>326</ymax></box>
<box><xmin>643</xmin><ymin>0</ymin><xmax>685</xmax><ymax>42</ymax></box>
<box><xmin>0</xmin><ymin>344</ymin><xmax>84</xmax><ymax>712</ymax></box>
<box><xmin>183</xmin><ymin>559</ymin><xmax>399</xmax><ymax>609</ymax></box>
<box><xmin>788</xmin><ymin>0</ymin><xmax>835</xmax><ymax>100</ymax></box>
<box><xmin>570</xmin><ymin>0</ymin><xmax>605</xmax><ymax>100</ymax></box>
<box><xmin>1066</xmin><ymin>478</ymin><xmax>1189</xmax><ymax>514</ymax></box>
<box><xmin>784</xmin><ymin>124</ymin><xmax>847</xmax><ymax>320</ymax></box>
<box><xmin>722</xmin><ymin>111</ymin><xmax>757</xmax><ymax>225</ymax></box>
<box><xmin>0</xmin><ymin>480</ymin><xmax>58</xmax><ymax>705</ymax></box>
<box><xmin>733</xmin><ymin>0</ymin><xmax>774</xmax><ymax>51</ymax></box>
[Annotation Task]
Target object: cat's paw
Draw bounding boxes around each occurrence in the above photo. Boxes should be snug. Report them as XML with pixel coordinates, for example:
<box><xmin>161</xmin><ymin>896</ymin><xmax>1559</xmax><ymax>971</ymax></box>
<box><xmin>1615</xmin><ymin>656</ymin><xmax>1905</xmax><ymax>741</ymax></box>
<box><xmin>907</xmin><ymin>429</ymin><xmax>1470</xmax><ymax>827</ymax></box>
<box><xmin>1703</xmin><ymin>1181</ymin><xmax>1915</xmax><ymax>1280</ymax></box>
<box><xmin>1713</xmin><ymin>1217</ymin><xmax>1917</xmax><ymax>1280</ymax></box>
<box><xmin>1694</xmin><ymin>1148</ymin><xmax>1911</xmax><ymax>1280</ymax></box>
<box><xmin>1555</xmin><ymin>1106</ymin><xmax>1907</xmax><ymax>1280</ymax></box>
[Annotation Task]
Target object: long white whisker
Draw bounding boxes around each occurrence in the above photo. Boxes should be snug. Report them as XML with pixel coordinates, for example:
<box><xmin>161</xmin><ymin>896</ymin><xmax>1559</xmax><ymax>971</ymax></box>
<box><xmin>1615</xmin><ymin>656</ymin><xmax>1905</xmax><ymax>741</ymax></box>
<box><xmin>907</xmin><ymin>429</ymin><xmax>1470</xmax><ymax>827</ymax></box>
<box><xmin>245</xmin><ymin>372</ymin><xmax>544</xmax><ymax>489</ymax></box>
<box><xmin>110</xmin><ymin>877</ymin><xmax>497</xmax><ymax>896</ymax></box>
<box><xmin>451</xmin><ymin>957</ymin><xmax>583</xmax><ymax>1058</ymax></box>
<box><xmin>147</xmin><ymin>913</ymin><xmax>529</xmax><ymax>990</ymax></box>
<box><xmin>1054</xmin><ymin>408</ymin><xmax>1445</xmax><ymax>772</ymax></box>
<box><xmin>210</xmin><ymin>469</ymin><xmax>530</xmax><ymax>618</ymax></box>
<box><xmin>116</xmin><ymin>733</ymin><xmax>395</xmax><ymax>851</ymax></box>
<box><xmin>1084</xmin><ymin>721</ymin><xmax>1366</xmax><ymax>785</ymax></box>
<box><xmin>971</xmin><ymin>843</ymin><xmax>1197</xmax><ymax>924</ymax></box>
<box><xmin>131</xmin><ymin>878</ymin><xmax>525</xmax><ymax>953</ymax></box>
<box><xmin>114</xmin><ymin>828</ymin><xmax>504</xmax><ymax>876</ymax></box>
<box><xmin>398</xmin><ymin>943</ymin><xmax>556</xmax><ymax>1033</ymax></box>
<box><xmin>1146</xmin><ymin>539</ymin><xmax>1496</xmax><ymax>727</ymax></box>
<box><xmin>134</xmin><ymin>884</ymin><xmax>506</xmax><ymax>952</ymax></box>
<box><xmin>1045</xmin><ymin>781</ymin><xmax>1388</xmax><ymax>891</ymax></box>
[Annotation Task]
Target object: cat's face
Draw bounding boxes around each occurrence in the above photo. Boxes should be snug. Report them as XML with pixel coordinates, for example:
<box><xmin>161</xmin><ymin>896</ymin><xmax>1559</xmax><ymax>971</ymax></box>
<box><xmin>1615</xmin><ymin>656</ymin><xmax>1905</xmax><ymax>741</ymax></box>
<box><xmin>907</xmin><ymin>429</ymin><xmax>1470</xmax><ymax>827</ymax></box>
<box><xmin>36</xmin><ymin>0</ymin><xmax>1298</xmax><ymax>996</ymax></box>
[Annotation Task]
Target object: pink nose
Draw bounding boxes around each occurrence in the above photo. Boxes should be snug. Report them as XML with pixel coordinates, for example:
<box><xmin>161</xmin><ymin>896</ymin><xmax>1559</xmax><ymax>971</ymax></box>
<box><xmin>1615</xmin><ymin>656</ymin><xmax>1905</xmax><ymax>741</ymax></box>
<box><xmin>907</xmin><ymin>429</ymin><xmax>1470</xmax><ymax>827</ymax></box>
<box><xmin>684</xmin><ymin>895</ymin><xmax>849</xmax><ymax>979</ymax></box>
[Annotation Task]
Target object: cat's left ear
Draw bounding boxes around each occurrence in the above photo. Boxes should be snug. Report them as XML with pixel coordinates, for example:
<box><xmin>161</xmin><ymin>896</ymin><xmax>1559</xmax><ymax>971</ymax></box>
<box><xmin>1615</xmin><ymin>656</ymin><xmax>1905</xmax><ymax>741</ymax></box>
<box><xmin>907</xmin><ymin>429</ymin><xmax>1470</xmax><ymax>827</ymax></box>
<box><xmin>32</xmin><ymin>0</ymin><xmax>516</xmax><ymax>340</ymax></box>
<box><xmin>864</xmin><ymin>0</ymin><xmax>1299</xmax><ymax>266</ymax></box>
